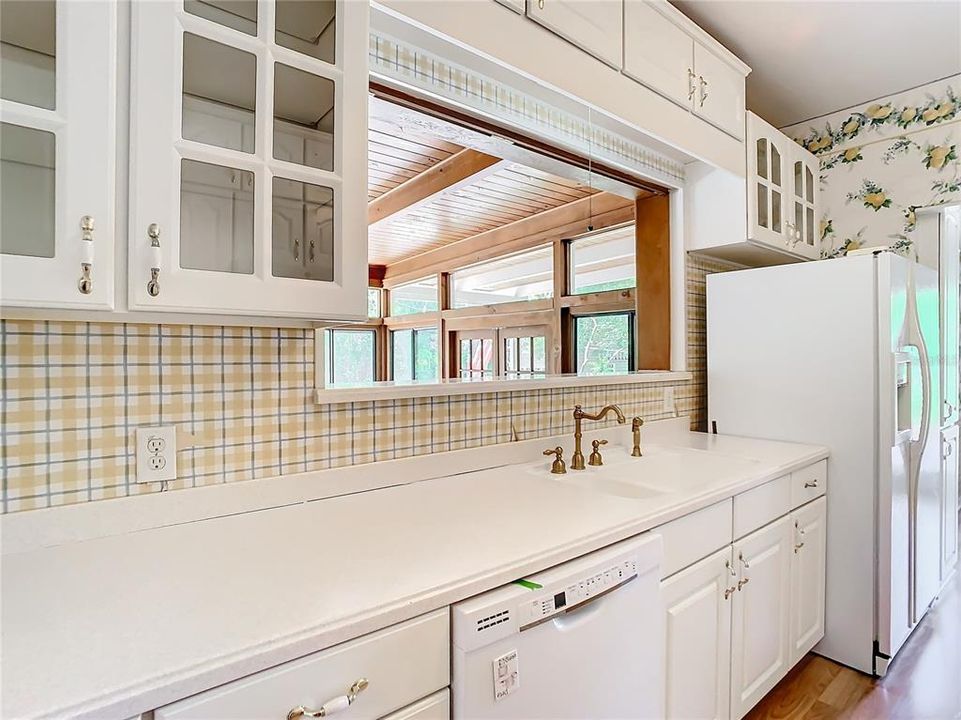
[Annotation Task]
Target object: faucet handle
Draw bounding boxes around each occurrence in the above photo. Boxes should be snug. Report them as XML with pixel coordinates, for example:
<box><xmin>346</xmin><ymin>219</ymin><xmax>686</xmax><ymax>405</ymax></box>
<box><xmin>588</xmin><ymin>439</ymin><xmax>608</xmax><ymax>466</ymax></box>
<box><xmin>543</xmin><ymin>447</ymin><xmax>567</xmax><ymax>474</ymax></box>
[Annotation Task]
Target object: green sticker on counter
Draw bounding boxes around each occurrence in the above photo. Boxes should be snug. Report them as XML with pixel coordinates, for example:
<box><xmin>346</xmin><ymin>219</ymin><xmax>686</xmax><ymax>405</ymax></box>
<box><xmin>513</xmin><ymin>579</ymin><xmax>543</xmax><ymax>590</ymax></box>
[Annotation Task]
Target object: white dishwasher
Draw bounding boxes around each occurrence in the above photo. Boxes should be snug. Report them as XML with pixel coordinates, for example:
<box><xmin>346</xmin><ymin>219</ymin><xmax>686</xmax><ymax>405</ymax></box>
<box><xmin>452</xmin><ymin>534</ymin><xmax>663</xmax><ymax>719</ymax></box>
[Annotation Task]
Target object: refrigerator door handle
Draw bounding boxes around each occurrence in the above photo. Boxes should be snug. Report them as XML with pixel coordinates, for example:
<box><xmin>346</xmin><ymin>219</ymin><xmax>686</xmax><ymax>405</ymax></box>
<box><xmin>902</xmin><ymin>268</ymin><xmax>933</xmax><ymax>625</ymax></box>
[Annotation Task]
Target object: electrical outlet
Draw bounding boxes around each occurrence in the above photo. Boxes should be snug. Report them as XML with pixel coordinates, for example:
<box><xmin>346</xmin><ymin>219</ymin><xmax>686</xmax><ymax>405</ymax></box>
<box><xmin>663</xmin><ymin>386</ymin><xmax>676</xmax><ymax>415</ymax></box>
<box><xmin>136</xmin><ymin>426</ymin><xmax>177</xmax><ymax>483</ymax></box>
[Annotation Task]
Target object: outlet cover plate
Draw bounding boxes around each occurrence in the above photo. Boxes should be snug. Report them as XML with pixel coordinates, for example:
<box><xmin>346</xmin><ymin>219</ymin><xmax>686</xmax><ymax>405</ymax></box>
<box><xmin>136</xmin><ymin>426</ymin><xmax>177</xmax><ymax>483</ymax></box>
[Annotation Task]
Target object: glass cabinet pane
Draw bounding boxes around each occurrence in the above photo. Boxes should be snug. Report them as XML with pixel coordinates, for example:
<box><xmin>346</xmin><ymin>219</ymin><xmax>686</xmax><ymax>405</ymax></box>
<box><xmin>771</xmin><ymin>190</ymin><xmax>781</xmax><ymax>233</ymax></box>
<box><xmin>756</xmin><ymin>183</ymin><xmax>768</xmax><ymax>229</ymax></box>
<box><xmin>273</xmin><ymin>63</ymin><xmax>334</xmax><ymax>171</ymax></box>
<box><xmin>180</xmin><ymin>159</ymin><xmax>254</xmax><ymax>273</ymax></box>
<box><xmin>0</xmin><ymin>0</ymin><xmax>56</xmax><ymax>110</ymax></box>
<box><xmin>771</xmin><ymin>145</ymin><xmax>781</xmax><ymax>187</ymax></box>
<box><xmin>805</xmin><ymin>167</ymin><xmax>814</xmax><ymax>203</ymax></box>
<box><xmin>182</xmin><ymin>33</ymin><xmax>257</xmax><ymax>153</ymax></box>
<box><xmin>1</xmin><ymin>122</ymin><xmax>55</xmax><ymax>257</ymax></box>
<box><xmin>806</xmin><ymin>207</ymin><xmax>815</xmax><ymax>245</ymax></box>
<box><xmin>795</xmin><ymin>202</ymin><xmax>803</xmax><ymax>238</ymax></box>
<box><xmin>794</xmin><ymin>161</ymin><xmax>803</xmax><ymax>198</ymax></box>
<box><xmin>276</xmin><ymin>0</ymin><xmax>335</xmax><ymax>64</ymax></box>
<box><xmin>756</xmin><ymin>138</ymin><xmax>767</xmax><ymax>179</ymax></box>
<box><xmin>185</xmin><ymin>0</ymin><xmax>257</xmax><ymax>35</ymax></box>
<box><xmin>271</xmin><ymin>177</ymin><xmax>334</xmax><ymax>281</ymax></box>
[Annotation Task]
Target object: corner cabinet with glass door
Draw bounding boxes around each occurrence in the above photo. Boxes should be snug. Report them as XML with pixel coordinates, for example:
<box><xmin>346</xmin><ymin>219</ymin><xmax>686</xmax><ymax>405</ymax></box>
<box><xmin>746</xmin><ymin>112</ymin><xmax>819</xmax><ymax>261</ymax></box>
<box><xmin>128</xmin><ymin>0</ymin><xmax>368</xmax><ymax>319</ymax></box>
<box><xmin>0</xmin><ymin>0</ymin><xmax>116</xmax><ymax>309</ymax></box>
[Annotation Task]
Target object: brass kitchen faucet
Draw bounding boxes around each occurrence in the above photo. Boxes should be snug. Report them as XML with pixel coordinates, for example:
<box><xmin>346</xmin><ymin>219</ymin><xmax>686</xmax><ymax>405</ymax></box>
<box><xmin>571</xmin><ymin>404</ymin><xmax>626</xmax><ymax>470</ymax></box>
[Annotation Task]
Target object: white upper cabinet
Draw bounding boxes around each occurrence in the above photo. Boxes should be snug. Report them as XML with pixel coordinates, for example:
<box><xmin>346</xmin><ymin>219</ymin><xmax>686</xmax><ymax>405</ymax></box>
<box><xmin>622</xmin><ymin>2</ymin><xmax>693</xmax><ymax>107</ymax></box>
<box><xmin>0</xmin><ymin>0</ymin><xmax>116</xmax><ymax>310</ymax></box>
<box><xmin>623</xmin><ymin>1</ymin><xmax>747</xmax><ymax>140</ymax></box>
<box><xmin>128</xmin><ymin>0</ymin><xmax>369</xmax><ymax>319</ymax></box>
<box><xmin>747</xmin><ymin>113</ymin><xmax>789</xmax><ymax>249</ymax></box>
<box><xmin>746</xmin><ymin>112</ymin><xmax>820</xmax><ymax>260</ymax></box>
<box><xmin>526</xmin><ymin>0</ymin><xmax>622</xmax><ymax>69</ymax></box>
<box><xmin>692</xmin><ymin>42</ymin><xmax>745</xmax><ymax>140</ymax></box>
<box><xmin>787</xmin><ymin>144</ymin><xmax>820</xmax><ymax>260</ymax></box>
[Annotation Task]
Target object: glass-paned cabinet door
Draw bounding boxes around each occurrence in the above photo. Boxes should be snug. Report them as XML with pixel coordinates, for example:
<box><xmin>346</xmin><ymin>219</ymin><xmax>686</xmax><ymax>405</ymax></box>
<box><xmin>129</xmin><ymin>0</ymin><xmax>368</xmax><ymax>319</ymax></box>
<box><xmin>789</xmin><ymin>148</ymin><xmax>820</xmax><ymax>260</ymax></box>
<box><xmin>746</xmin><ymin>113</ymin><xmax>788</xmax><ymax>249</ymax></box>
<box><xmin>0</xmin><ymin>1</ymin><xmax>116</xmax><ymax>309</ymax></box>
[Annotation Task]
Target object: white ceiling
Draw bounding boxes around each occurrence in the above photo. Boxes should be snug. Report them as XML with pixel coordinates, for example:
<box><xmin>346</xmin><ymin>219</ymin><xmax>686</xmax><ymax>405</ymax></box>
<box><xmin>671</xmin><ymin>1</ymin><xmax>961</xmax><ymax>128</ymax></box>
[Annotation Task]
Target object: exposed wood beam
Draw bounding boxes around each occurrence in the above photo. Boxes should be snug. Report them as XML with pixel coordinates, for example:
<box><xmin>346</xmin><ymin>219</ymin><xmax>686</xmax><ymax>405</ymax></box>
<box><xmin>367</xmin><ymin>148</ymin><xmax>504</xmax><ymax>226</ymax></box>
<box><xmin>383</xmin><ymin>193</ymin><xmax>635</xmax><ymax>288</ymax></box>
<box><xmin>635</xmin><ymin>194</ymin><xmax>671</xmax><ymax>370</ymax></box>
<box><xmin>368</xmin><ymin>264</ymin><xmax>386</xmax><ymax>287</ymax></box>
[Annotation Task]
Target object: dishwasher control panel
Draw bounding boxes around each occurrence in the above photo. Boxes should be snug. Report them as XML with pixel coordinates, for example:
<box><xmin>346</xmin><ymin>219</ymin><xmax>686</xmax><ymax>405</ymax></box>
<box><xmin>521</xmin><ymin>557</ymin><xmax>638</xmax><ymax>629</ymax></box>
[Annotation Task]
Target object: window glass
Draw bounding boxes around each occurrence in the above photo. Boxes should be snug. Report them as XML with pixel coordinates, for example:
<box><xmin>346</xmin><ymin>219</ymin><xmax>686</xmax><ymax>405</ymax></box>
<box><xmin>325</xmin><ymin>330</ymin><xmax>375</xmax><ymax>385</ymax></box>
<box><xmin>452</xmin><ymin>245</ymin><xmax>553</xmax><ymax>308</ymax></box>
<box><xmin>459</xmin><ymin>337</ymin><xmax>494</xmax><ymax>379</ymax></box>
<box><xmin>0</xmin><ymin>0</ymin><xmax>56</xmax><ymax>110</ymax></box>
<box><xmin>1</xmin><ymin>122</ymin><xmax>55</xmax><ymax>257</ymax></box>
<box><xmin>504</xmin><ymin>335</ymin><xmax>547</xmax><ymax>377</ymax></box>
<box><xmin>273</xmin><ymin>62</ymin><xmax>334</xmax><ymax>171</ymax></box>
<box><xmin>180</xmin><ymin>158</ymin><xmax>254</xmax><ymax>273</ymax></box>
<box><xmin>182</xmin><ymin>33</ymin><xmax>256</xmax><ymax>154</ymax></box>
<box><xmin>184</xmin><ymin>0</ymin><xmax>257</xmax><ymax>35</ymax></box>
<box><xmin>392</xmin><ymin>328</ymin><xmax>438</xmax><ymax>382</ymax></box>
<box><xmin>271</xmin><ymin>177</ymin><xmax>334</xmax><ymax>281</ymax></box>
<box><xmin>575</xmin><ymin>313</ymin><xmax>634</xmax><ymax>375</ymax></box>
<box><xmin>415</xmin><ymin>327</ymin><xmax>438</xmax><ymax>381</ymax></box>
<box><xmin>276</xmin><ymin>0</ymin><xmax>335</xmax><ymax>65</ymax></box>
<box><xmin>367</xmin><ymin>288</ymin><xmax>381</xmax><ymax>318</ymax></box>
<box><xmin>392</xmin><ymin>329</ymin><xmax>413</xmax><ymax>383</ymax></box>
<box><xmin>570</xmin><ymin>226</ymin><xmax>635</xmax><ymax>295</ymax></box>
<box><xmin>390</xmin><ymin>277</ymin><xmax>438</xmax><ymax>316</ymax></box>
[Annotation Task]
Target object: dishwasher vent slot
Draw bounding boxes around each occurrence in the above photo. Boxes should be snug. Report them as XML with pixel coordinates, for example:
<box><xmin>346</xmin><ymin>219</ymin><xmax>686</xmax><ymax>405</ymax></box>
<box><xmin>476</xmin><ymin>609</ymin><xmax>510</xmax><ymax>632</ymax></box>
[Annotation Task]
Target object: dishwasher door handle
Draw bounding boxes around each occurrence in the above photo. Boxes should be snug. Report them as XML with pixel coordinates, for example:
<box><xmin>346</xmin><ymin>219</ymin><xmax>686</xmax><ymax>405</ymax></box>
<box><xmin>544</xmin><ymin>575</ymin><xmax>636</xmax><ymax>632</ymax></box>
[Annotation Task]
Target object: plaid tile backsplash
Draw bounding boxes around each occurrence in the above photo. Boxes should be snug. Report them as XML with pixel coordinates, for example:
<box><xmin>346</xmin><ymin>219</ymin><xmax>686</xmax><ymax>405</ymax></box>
<box><xmin>0</xmin><ymin>257</ymin><xmax>737</xmax><ymax>513</ymax></box>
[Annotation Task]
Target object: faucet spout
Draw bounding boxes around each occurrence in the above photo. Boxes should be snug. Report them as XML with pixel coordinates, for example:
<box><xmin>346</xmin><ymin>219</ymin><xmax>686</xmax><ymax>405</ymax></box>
<box><xmin>571</xmin><ymin>404</ymin><xmax>626</xmax><ymax>470</ymax></box>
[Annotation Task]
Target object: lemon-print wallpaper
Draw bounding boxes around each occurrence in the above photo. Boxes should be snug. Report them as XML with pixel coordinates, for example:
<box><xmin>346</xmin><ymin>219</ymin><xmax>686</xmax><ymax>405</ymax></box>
<box><xmin>783</xmin><ymin>76</ymin><xmax>960</xmax><ymax>259</ymax></box>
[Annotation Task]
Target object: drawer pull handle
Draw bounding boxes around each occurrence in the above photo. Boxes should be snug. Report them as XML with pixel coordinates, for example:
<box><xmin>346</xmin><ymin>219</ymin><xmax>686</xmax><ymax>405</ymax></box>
<box><xmin>724</xmin><ymin>585</ymin><xmax>737</xmax><ymax>599</ymax></box>
<box><xmin>78</xmin><ymin>215</ymin><xmax>95</xmax><ymax>294</ymax></box>
<box><xmin>687</xmin><ymin>68</ymin><xmax>696</xmax><ymax>101</ymax></box>
<box><xmin>737</xmin><ymin>577</ymin><xmax>749</xmax><ymax>590</ymax></box>
<box><xmin>147</xmin><ymin>223</ymin><xmax>162</xmax><ymax>297</ymax></box>
<box><xmin>287</xmin><ymin>678</ymin><xmax>369</xmax><ymax>719</ymax></box>
<box><xmin>804</xmin><ymin>479</ymin><xmax>818</xmax><ymax>488</ymax></box>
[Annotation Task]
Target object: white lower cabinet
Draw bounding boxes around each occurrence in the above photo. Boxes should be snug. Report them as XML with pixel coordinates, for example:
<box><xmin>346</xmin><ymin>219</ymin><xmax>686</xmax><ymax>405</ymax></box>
<box><xmin>789</xmin><ymin>497</ymin><xmax>827</xmax><ymax>664</ymax></box>
<box><xmin>661</xmin><ymin>546</ymin><xmax>734</xmax><ymax>720</ymax></box>
<box><xmin>155</xmin><ymin>609</ymin><xmax>449</xmax><ymax>720</ymax></box>
<box><xmin>729</xmin><ymin>516</ymin><xmax>793</xmax><ymax>720</ymax></box>
<box><xmin>659</xmin><ymin>463</ymin><xmax>827</xmax><ymax>720</ymax></box>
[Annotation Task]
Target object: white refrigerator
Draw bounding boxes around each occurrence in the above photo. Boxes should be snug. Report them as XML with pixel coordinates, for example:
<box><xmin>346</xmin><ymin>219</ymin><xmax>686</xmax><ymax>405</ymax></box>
<box><xmin>706</xmin><ymin>251</ymin><xmax>941</xmax><ymax>676</ymax></box>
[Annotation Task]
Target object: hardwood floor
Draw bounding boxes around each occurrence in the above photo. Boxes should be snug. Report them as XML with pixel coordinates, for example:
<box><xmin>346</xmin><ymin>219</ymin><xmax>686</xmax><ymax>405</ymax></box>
<box><xmin>746</xmin><ymin>555</ymin><xmax>961</xmax><ymax>720</ymax></box>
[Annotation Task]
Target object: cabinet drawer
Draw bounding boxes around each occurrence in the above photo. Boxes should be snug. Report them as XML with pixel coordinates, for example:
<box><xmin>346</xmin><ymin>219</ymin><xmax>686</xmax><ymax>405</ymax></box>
<box><xmin>656</xmin><ymin>499</ymin><xmax>733</xmax><ymax>578</ymax></box>
<box><xmin>733</xmin><ymin>475</ymin><xmax>791</xmax><ymax>540</ymax></box>
<box><xmin>382</xmin><ymin>690</ymin><xmax>450</xmax><ymax>720</ymax></box>
<box><xmin>791</xmin><ymin>460</ymin><xmax>827</xmax><ymax>508</ymax></box>
<box><xmin>156</xmin><ymin>609</ymin><xmax>449</xmax><ymax>720</ymax></box>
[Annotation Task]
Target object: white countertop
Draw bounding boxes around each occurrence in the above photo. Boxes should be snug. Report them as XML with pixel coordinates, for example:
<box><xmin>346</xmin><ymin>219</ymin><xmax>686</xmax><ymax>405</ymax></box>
<box><xmin>1</xmin><ymin>431</ymin><xmax>827</xmax><ymax>720</ymax></box>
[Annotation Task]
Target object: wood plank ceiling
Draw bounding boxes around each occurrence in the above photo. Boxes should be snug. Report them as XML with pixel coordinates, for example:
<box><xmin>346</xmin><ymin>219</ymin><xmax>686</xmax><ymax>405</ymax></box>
<box><xmin>367</xmin><ymin>100</ymin><xmax>647</xmax><ymax>268</ymax></box>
